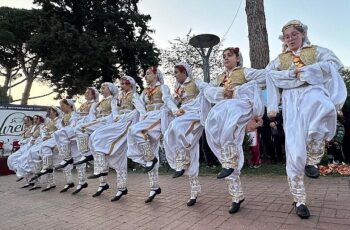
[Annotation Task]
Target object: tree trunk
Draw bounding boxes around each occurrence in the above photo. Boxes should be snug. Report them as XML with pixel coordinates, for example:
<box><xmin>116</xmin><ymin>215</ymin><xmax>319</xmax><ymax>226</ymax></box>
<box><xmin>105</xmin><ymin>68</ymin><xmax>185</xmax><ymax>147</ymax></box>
<box><xmin>1</xmin><ymin>67</ymin><xmax>12</xmax><ymax>93</ymax></box>
<box><xmin>21</xmin><ymin>77</ymin><xmax>34</xmax><ymax>105</ymax></box>
<box><xmin>20</xmin><ymin>55</ymin><xmax>40</xmax><ymax>105</ymax></box>
<box><xmin>245</xmin><ymin>0</ymin><xmax>270</xmax><ymax>69</ymax></box>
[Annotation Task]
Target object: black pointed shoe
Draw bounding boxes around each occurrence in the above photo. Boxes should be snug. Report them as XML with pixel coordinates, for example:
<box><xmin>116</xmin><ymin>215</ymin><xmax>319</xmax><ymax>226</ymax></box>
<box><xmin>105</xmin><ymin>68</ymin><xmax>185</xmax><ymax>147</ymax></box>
<box><xmin>187</xmin><ymin>198</ymin><xmax>197</xmax><ymax>207</ymax></box>
<box><xmin>30</xmin><ymin>168</ymin><xmax>54</xmax><ymax>182</ymax></box>
<box><xmin>217</xmin><ymin>168</ymin><xmax>234</xmax><ymax>179</ymax></box>
<box><xmin>21</xmin><ymin>182</ymin><xmax>34</xmax><ymax>188</ymax></box>
<box><xmin>295</xmin><ymin>204</ymin><xmax>310</xmax><ymax>219</ymax></box>
<box><xmin>144</xmin><ymin>157</ymin><xmax>158</xmax><ymax>173</ymax></box>
<box><xmin>92</xmin><ymin>184</ymin><xmax>109</xmax><ymax>197</ymax></box>
<box><xmin>16</xmin><ymin>177</ymin><xmax>24</xmax><ymax>182</ymax></box>
<box><xmin>111</xmin><ymin>189</ymin><xmax>128</xmax><ymax>202</ymax></box>
<box><xmin>72</xmin><ymin>183</ymin><xmax>88</xmax><ymax>195</ymax></box>
<box><xmin>42</xmin><ymin>185</ymin><xmax>56</xmax><ymax>192</ymax></box>
<box><xmin>73</xmin><ymin>155</ymin><xmax>94</xmax><ymax>166</ymax></box>
<box><xmin>87</xmin><ymin>172</ymin><xmax>108</xmax><ymax>179</ymax></box>
<box><xmin>29</xmin><ymin>185</ymin><xmax>42</xmax><ymax>191</ymax></box>
<box><xmin>60</xmin><ymin>183</ymin><xmax>75</xmax><ymax>193</ymax></box>
<box><xmin>305</xmin><ymin>165</ymin><xmax>319</xmax><ymax>178</ymax></box>
<box><xmin>229</xmin><ymin>199</ymin><xmax>245</xmax><ymax>214</ymax></box>
<box><xmin>55</xmin><ymin>158</ymin><xmax>74</xmax><ymax>170</ymax></box>
<box><xmin>172</xmin><ymin>169</ymin><xmax>185</xmax><ymax>178</ymax></box>
<box><xmin>145</xmin><ymin>187</ymin><xmax>161</xmax><ymax>203</ymax></box>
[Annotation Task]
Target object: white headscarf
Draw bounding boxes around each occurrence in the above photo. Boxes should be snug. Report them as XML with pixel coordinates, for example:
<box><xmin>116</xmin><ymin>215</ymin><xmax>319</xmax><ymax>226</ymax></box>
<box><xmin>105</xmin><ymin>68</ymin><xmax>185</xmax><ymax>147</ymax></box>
<box><xmin>121</xmin><ymin>76</ymin><xmax>136</xmax><ymax>92</ymax></box>
<box><xmin>102</xmin><ymin>82</ymin><xmax>118</xmax><ymax>97</ymax></box>
<box><xmin>50</xmin><ymin>105</ymin><xmax>63</xmax><ymax>118</ymax></box>
<box><xmin>156</xmin><ymin>68</ymin><xmax>164</xmax><ymax>85</ymax></box>
<box><xmin>88</xmin><ymin>87</ymin><xmax>100</xmax><ymax>102</ymax></box>
<box><xmin>65</xmin><ymin>98</ymin><xmax>76</xmax><ymax>112</ymax></box>
<box><xmin>176</xmin><ymin>61</ymin><xmax>193</xmax><ymax>79</ymax></box>
<box><xmin>279</xmin><ymin>19</ymin><xmax>311</xmax><ymax>52</ymax></box>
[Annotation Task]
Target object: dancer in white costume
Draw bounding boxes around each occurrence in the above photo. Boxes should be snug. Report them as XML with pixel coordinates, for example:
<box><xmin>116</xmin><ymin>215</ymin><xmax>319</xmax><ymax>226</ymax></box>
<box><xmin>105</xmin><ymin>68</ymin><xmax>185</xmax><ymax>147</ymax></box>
<box><xmin>163</xmin><ymin>62</ymin><xmax>210</xmax><ymax>207</ymax></box>
<box><xmin>54</xmin><ymin>88</ymin><xmax>99</xmax><ymax>194</ymax></box>
<box><xmin>89</xmin><ymin>76</ymin><xmax>142</xmax><ymax>200</ymax></box>
<box><xmin>53</xmin><ymin>99</ymin><xmax>81</xmax><ymax>193</ymax></box>
<box><xmin>55</xmin><ymin>87</ymin><xmax>99</xmax><ymax>168</ymax></box>
<box><xmin>8</xmin><ymin>116</ymin><xmax>34</xmax><ymax>178</ymax></box>
<box><xmin>265</xmin><ymin>20</ymin><xmax>346</xmax><ymax>219</ymax></box>
<box><xmin>15</xmin><ymin>115</ymin><xmax>45</xmax><ymax>190</ymax></box>
<box><xmin>73</xmin><ymin>83</ymin><xmax>118</xmax><ymax>167</ymax></box>
<box><xmin>127</xmin><ymin>66</ymin><xmax>177</xmax><ymax>203</ymax></box>
<box><xmin>205</xmin><ymin>47</ymin><xmax>265</xmax><ymax>214</ymax></box>
<box><xmin>73</xmin><ymin>82</ymin><xmax>118</xmax><ymax>196</ymax></box>
<box><xmin>29</xmin><ymin>107</ymin><xmax>62</xmax><ymax>192</ymax></box>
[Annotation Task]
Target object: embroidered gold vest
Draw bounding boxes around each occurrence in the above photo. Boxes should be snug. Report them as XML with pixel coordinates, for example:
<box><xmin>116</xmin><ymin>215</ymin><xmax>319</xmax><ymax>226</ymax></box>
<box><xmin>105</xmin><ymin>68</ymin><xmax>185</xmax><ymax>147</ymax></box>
<box><xmin>22</xmin><ymin>126</ymin><xmax>33</xmax><ymax>138</ymax></box>
<box><xmin>32</xmin><ymin>125</ymin><xmax>41</xmax><ymax>139</ymax></box>
<box><xmin>144</xmin><ymin>86</ymin><xmax>163</xmax><ymax>105</ymax></box>
<box><xmin>119</xmin><ymin>92</ymin><xmax>135</xmax><ymax>111</ymax></box>
<box><xmin>97</xmin><ymin>98</ymin><xmax>112</xmax><ymax>116</ymax></box>
<box><xmin>62</xmin><ymin>113</ymin><xmax>72</xmax><ymax>127</ymax></box>
<box><xmin>278</xmin><ymin>45</ymin><xmax>317</xmax><ymax>70</ymax></box>
<box><xmin>144</xmin><ymin>86</ymin><xmax>164</xmax><ymax>111</ymax></box>
<box><xmin>78</xmin><ymin>101</ymin><xmax>93</xmax><ymax>116</ymax></box>
<box><xmin>45</xmin><ymin>120</ymin><xmax>58</xmax><ymax>135</ymax></box>
<box><xmin>177</xmin><ymin>80</ymin><xmax>200</xmax><ymax>104</ymax></box>
<box><xmin>216</xmin><ymin>68</ymin><xmax>247</xmax><ymax>89</ymax></box>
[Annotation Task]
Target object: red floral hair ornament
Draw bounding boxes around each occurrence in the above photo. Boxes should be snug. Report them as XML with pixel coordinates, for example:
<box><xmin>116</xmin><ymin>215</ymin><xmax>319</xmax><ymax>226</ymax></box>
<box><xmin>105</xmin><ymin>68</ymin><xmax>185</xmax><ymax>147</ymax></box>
<box><xmin>88</xmin><ymin>87</ymin><xmax>96</xmax><ymax>97</ymax></box>
<box><xmin>151</xmin><ymin>66</ymin><xmax>157</xmax><ymax>74</ymax></box>
<box><xmin>121</xmin><ymin>79</ymin><xmax>131</xmax><ymax>85</ymax></box>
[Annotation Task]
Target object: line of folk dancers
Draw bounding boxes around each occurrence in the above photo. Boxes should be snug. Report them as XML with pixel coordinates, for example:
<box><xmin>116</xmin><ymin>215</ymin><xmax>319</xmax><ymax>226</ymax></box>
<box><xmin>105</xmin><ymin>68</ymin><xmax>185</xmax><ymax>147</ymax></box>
<box><xmin>7</xmin><ymin>20</ymin><xmax>347</xmax><ymax>219</ymax></box>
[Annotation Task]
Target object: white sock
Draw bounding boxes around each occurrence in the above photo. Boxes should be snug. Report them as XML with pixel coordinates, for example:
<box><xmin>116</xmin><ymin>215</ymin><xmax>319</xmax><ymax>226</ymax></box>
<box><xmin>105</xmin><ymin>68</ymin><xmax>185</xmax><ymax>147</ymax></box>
<box><xmin>79</xmin><ymin>156</ymin><xmax>86</xmax><ymax>161</ymax></box>
<box><xmin>145</xmin><ymin>161</ymin><xmax>153</xmax><ymax>167</ymax></box>
<box><xmin>296</xmin><ymin>202</ymin><xmax>305</xmax><ymax>207</ymax></box>
<box><xmin>97</xmin><ymin>183</ymin><xmax>106</xmax><ymax>191</ymax></box>
<box><xmin>149</xmin><ymin>190</ymin><xmax>156</xmax><ymax>197</ymax></box>
<box><xmin>116</xmin><ymin>190</ymin><xmax>125</xmax><ymax>196</ymax></box>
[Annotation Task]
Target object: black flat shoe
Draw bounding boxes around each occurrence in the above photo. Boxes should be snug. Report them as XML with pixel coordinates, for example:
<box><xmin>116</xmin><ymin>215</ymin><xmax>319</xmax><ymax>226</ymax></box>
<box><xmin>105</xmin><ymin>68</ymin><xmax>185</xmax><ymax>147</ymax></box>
<box><xmin>229</xmin><ymin>199</ymin><xmax>245</xmax><ymax>214</ymax></box>
<box><xmin>144</xmin><ymin>157</ymin><xmax>158</xmax><ymax>173</ymax></box>
<box><xmin>60</xmin><ymin>183</ymin><xmax>75</xmax><ymax>193</ymax></box>
<box><xmin>72</xmin><ymin>183</ymin><xmax>88</xmax><ymax>195</ymax></box>
<box><xmin>145</xmin><ymin>187</ymin><xmax>161</xmax><ymax>203</ymax></box>
<box><xmin>73</xmin><ymin>155</ymin><xmax>94</xmax><ymax>166</ymax></box>
<box><xmin>305</xmin><ymin>165</ymin><xmax>319</xmax><ymax>178</ymax></box>
<box><xmin>55</xmin><ymin>158</ymin><xmax>74</xmax><ymax>170</ymax></box>
<box><xmin>217</xmin><ymin>168</ymin><xmax>234</xmax><ymax>179</ymax></box>
<box><xmin>92</xmin><ymin>184</ymin><xmax>109</xmax><ymax>197</ymax></box>
<box><xmin>42</xmin><ymin>185</ymin><xmax>56</xmax><ymax>192</ymax></box>
<box><xmin>111</xmin><ymin>189</ymin><xmax>128</xmax><ymax>202</ymax></box>
<box><xmin>29</xmin><ymin>185</ymin><xmax>42</xmax><ymax>191</ymax></box>
<box><xmin>30</xmin><ymin>168</ymin><xmax>54</xmax><ymax>182</ymax></box>
<box><xmin>187</xmin><ymin>198</ymin><xmax>197</xmax><ymax>207</ymax></box>
<box><xmin>295</xmin><ymin>204</ymin><xmax>310</xmax><ymax>219</ymax></box>
<box><xmin>16</xmin><ymin>177</ymin><xmax>24</xmax><ymax>182</ymax></box>
<box><xmin>172</xmin><ymin>169</ymin><xmax>185</xmax><ymax>178</ymax></box>
<box><xmin>21</xmin><ymin>183</ymin><xmax>34</xmax><ymax>188</ymax></box>
<box><xmin>87</xmin><ymin>172</ymin><xmax>108</xmax><ymax>179</ymax></box>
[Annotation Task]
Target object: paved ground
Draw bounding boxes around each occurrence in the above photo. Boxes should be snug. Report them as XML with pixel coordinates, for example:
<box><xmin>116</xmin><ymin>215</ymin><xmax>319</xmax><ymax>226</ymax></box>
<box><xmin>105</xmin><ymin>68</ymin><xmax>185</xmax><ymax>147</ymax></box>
<box><xmin>0</xmin><ymin>171</ymin><xmax>350</xmax><ymax>230</ymax></box>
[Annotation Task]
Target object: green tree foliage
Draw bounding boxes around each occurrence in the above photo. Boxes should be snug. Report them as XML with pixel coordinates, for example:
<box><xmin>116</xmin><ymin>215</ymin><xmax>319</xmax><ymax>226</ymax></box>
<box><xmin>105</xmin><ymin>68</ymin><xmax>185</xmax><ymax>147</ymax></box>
<box><xmin>342</xmin><ymin>68</ymin><xmax>350</xmax><ymax>95</ymax></box>
<box><xmin>0</xmin><ymin>7</ymin><xmax>44</xmax><ymax>105</ymax></box>
<box><xmin>32</xmin><ymin>0</ymin><xmax>160</xmax><ymax>96</ymax></box>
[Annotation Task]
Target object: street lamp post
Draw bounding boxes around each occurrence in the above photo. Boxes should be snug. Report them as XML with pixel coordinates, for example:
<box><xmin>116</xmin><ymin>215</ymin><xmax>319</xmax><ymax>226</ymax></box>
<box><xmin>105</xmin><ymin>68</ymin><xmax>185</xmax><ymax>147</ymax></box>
<box><xmin>189</xmin><ymin>34</ymin><xmax>220</xmax><ymax>167</ymax></box>
<box><xmin>189</xmin><ymin>34</ymin><xmax>220</xmax><ymax>83</ymax></box>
